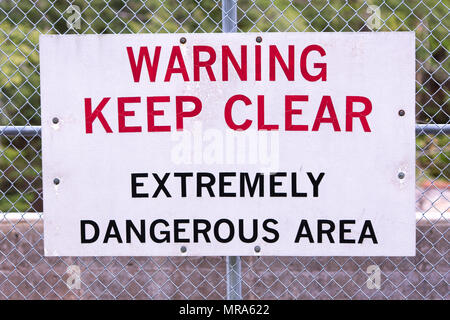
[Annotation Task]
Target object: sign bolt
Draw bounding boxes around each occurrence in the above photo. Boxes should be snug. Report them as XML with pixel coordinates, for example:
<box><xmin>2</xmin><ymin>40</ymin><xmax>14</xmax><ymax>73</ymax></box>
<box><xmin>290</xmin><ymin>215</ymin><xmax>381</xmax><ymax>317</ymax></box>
<box><xmin>52</xmin><ymin>117</ymin><xmax>59</xmax><ymax>124</ymax></box>
<box><xmin>254</xmin><ymin>245</ymin><xmax>261</xmax><ymax>253</ymax></box>
<box><xmin>53</xmin><ymin>178</ymin><xmax>60</xmax><ymax>185</ymax></box>
<box><xmin>398</xmin><ymin>172</ymin><xmax>405</xmax><ymax>179</ymax></box>
<box><xmin>398</xmin><ymin>109</ymin><xmax>405</xmax><ymax>116</ymax></box>
<box><xmin>180</xmin><ymin>37</ymin><xmax>186</xmax><ymax>44</ymax></box>
<box><xmin>256</xmin><ymin>36</ymin><xmax>262</xmax><ymax>43</ymax></box>
<box><xmin>180</xmin><ymin>246</ymin><xmax>187</xmax><ymax>253</ymax></box>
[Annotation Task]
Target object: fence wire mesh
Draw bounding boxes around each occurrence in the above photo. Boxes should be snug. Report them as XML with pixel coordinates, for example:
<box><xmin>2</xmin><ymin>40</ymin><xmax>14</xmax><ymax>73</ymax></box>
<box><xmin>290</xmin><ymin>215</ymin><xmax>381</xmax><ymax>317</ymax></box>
<box><xmin>0</xmin><ymin>0</ymin><xmax>448</xmax><ymax>299</ymax></box>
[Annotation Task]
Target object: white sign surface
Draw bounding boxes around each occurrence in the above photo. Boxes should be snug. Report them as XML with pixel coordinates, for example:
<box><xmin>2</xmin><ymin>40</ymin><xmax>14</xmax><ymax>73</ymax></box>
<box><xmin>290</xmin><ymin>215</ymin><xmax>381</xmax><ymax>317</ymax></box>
<box><xmin>40</xmin><ymin>32</ymin><xmax>415</xmax><ymax>256</ymax></box>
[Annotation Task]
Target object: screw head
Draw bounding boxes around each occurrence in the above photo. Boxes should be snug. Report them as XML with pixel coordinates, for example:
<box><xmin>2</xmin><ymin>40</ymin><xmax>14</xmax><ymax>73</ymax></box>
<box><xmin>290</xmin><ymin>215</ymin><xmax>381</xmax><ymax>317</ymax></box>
<box><xmin>254</xmin><ymin>245</ymin><xmax>261</xmax><ymax>253</ymax></box>
<box><xmin>52</xmin><ymin>117</ymin><xmax>59</xmax><ymax>124</ymax></box>
<box><xmin>180</xmin><ymin>37</ymin><xmax>186</xmax><ymax>44</ymax></box>
<box><xmin>398</xmin><ymin>109</ymin><xmax>405</xmax><ymax>117</ymax></box>
<box><xmin>398</xmin><ymin>172</ymin><xmax>405</xmax><ymax>179</ymax></box>
<box><xmin>180</xmin><ymin>246</ymin><xmax>187</xmax><ymax>253</ymax></box>
<box><xmin>53</xmin><ymin>178</ymin><xmax>60</xmax><ymax>185</ymax></box>
<box><xmin>256</xmin><ymin>36</ymin><xmax>262</xmax><ymax>43</ymax></box>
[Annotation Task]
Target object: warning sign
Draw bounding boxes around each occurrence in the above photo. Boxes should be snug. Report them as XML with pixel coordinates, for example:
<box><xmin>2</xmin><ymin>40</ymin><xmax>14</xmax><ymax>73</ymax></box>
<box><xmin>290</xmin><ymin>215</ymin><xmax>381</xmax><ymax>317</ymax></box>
<box><xmin>40</xmin><ymin>32</ymin><xmax>415</xmax><ymax>256</ymax></box>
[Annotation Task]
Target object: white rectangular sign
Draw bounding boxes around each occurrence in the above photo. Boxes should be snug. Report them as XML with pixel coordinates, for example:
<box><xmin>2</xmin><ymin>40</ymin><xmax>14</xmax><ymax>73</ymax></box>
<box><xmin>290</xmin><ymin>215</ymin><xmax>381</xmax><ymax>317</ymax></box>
<box><xmin>40</xmin><ymin>32</ymin><xmax>415</xmax><ymax>256</ymax></box>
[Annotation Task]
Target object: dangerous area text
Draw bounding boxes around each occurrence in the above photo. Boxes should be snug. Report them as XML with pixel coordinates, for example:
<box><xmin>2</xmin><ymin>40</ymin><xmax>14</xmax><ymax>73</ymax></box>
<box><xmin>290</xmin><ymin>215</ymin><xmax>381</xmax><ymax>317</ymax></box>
<box><xmin>80</xmin><ymin>171</ymin><xmax>378</xmax><ymax>246</ymax></box>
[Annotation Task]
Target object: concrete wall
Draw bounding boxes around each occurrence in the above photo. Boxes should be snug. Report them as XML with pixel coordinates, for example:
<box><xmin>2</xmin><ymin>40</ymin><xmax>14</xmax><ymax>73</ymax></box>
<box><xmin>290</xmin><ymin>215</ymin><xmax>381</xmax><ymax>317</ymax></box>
<box><xmin>0</xmin><ymin>219</ymin><xmax>447</xmax><ymax>299</ymax></box>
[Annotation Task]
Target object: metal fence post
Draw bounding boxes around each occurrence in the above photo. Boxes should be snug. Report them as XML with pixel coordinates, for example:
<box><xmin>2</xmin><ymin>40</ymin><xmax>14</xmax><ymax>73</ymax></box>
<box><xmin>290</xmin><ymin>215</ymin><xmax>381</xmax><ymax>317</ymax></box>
<box><xmin>226</xmin><ymin>256</ymin><xmax>242</xmax><ymax>300</ymax></box>
<box><xmin>222</xmin><ymin>0</ymin><xmax>237</xmax><ymax>33</ymax></box>
<box><xmin>222</xmin><ymin>0</ymin><xmax>242</xmax><ymax>301</ymax></box>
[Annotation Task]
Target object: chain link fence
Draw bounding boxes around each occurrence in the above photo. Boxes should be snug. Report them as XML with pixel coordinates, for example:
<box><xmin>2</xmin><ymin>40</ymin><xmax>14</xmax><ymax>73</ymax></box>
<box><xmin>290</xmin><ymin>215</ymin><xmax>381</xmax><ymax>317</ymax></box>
<box><xmin>0</xmin><ymin>0</ymin><xmax>448</xmax><ymax>299</ymax></box>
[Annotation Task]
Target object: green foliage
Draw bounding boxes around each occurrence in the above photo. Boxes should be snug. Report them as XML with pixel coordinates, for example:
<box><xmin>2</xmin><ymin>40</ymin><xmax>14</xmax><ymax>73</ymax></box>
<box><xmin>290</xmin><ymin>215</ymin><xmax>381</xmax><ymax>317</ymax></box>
<box><xmin>416</xmin><ymin>134</ymin><xmax>449</xmax><ymax>183</ymax></box>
